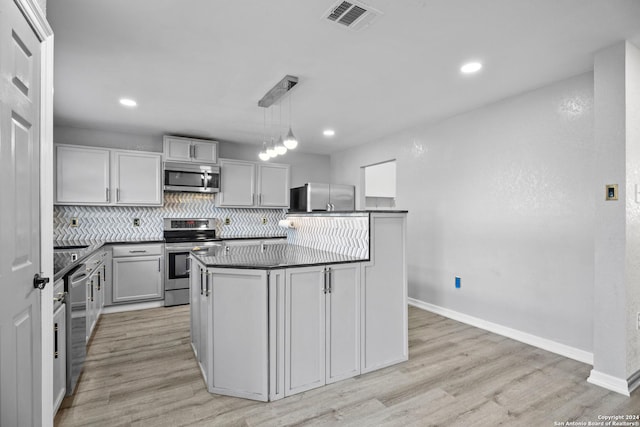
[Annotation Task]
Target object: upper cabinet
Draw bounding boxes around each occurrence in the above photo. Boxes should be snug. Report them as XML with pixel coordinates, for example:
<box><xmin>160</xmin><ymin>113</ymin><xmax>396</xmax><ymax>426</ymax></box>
<box><xmin>113</xmin><ymin>151</ymin><xmax>163</xmax><ymax>205</ymax></box>
<box><xmin>163</xmin><ymin>135</ymin><xmax>218</xmax><ymax>164</ymax></box>
<box><xmin>56</xmin><ymin>145</ymin><xmax>110</xmax><ymax>204</ymax></box>
<box><xmin>55</xmin><ymin>144</ymin><xmax>162</xmax><ymax>206</ymax></box>
<box><xmin>217</xmin><ymin>159</ymin><xmax>290</xmax><ymax>209</ymax></box>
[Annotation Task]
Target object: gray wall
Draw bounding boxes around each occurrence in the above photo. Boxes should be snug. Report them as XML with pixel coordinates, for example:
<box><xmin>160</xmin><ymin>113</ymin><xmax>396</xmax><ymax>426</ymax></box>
<box><xmin>593</xmin><ymin>41</ymin><xmax>640</xmax><ymax>382</ymax></box>
<box><xmin>53</xmin><ymin>126</ymin><xmax>330</xmax><ymax>188</ymax></box>
<box><xmin>331</xmin><ymin>72</ymin><xmax>596</xmax><ymax>352</ymax></box>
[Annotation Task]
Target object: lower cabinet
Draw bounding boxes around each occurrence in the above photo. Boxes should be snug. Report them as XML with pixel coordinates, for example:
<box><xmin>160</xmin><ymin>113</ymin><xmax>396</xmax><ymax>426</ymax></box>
<box><xmin>52</xmin><ymin>303</ymin><xmax>66</xmax><ymax>414</ymax></box>
<box><xmin>283</xmin><ymin>264</ymin><xmax>360</xmax><ymax>397</ymax></box>
<box><xmin>111</xmin><ymin>244</ymin><xmax>164</xmax><ymax>303</ymax></box>
<box><xmin>189</xmin><ymin>262</ymin><xmax>362</xmax><ymax>402</ymax></box>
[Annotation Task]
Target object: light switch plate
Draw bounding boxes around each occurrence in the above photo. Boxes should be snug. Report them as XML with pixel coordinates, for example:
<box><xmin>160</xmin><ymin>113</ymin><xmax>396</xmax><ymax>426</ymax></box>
<box><xmin>606</xmin><ymin>184</ymin><xmax>618</xmax><ymax>201</ymax></box>
<box><xmin>70</xmin><ymin>217</ymin><xmax>78</xmax><ymax>227</ymax></box>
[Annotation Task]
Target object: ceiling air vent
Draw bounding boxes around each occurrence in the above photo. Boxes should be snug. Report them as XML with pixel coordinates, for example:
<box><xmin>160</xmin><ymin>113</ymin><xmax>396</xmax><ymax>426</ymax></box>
<box><xmin>324</xmin><ymin>0</ymin><xmax>382</xmax><ymax>31</ymax></box>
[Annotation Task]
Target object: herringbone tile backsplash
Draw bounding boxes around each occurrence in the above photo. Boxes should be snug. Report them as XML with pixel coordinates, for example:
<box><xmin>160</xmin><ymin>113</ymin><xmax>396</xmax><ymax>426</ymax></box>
<box><xmin>286</xmin><ymin>214</ymin><xmax>369</xmax><ymax>258</ymax></box>
<box><xmin>54</xmin><ymin>193</ymin><xmax>286</xmax><ymax>244</ymax></box>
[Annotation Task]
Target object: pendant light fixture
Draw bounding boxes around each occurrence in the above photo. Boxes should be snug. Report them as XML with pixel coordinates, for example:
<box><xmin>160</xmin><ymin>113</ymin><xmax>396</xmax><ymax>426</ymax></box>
<box><xmin>267</xmin><ymin>107</ymin><xmax>277</xmax><ymax>157</ymax></box>
<box><xmin>283</xmin><ymin>90</ymin><xmax>298</xmax><ymax>150</ymax></box>
<box><xmin>257</xmin><ymin>75</ymin><xmax>299</xmax><ymax>158</ymax></box>
<box><xmin>258</xmin><ymin>109</ymin><xmax>270</xmax><ymax>161</ymax></box>
<box><xmin>275</xmin><ymin>102</ymin><xmax>287</xmax><ymax>155</ymax></box>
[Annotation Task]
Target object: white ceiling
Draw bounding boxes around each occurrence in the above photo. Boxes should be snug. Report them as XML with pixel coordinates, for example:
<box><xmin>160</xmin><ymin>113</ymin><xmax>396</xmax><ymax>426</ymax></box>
<box><xmin>48</xmin><ymin>0</ymin><xmax>640</xmax><ymax>155</ymax></box>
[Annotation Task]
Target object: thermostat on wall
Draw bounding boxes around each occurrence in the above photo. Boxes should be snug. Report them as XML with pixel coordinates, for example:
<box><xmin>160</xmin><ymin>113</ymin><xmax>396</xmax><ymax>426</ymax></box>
<box><xmin>606</xmin><ymin>184</ymin><xmax>618</xmax><ymax>201</ymax></box>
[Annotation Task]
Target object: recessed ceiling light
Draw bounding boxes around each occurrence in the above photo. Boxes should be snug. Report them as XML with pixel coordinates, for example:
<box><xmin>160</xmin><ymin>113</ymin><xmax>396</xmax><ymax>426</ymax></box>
<box><xmin>460</xmin><ymin>62</ymin><xmax>482</xmax><ymax>74</ymax></box>
<box><xmin>323</xmin><ymin>129</ymin><xmax>335</xmax><ymax>137</ymax></box>
<box><xmin>119</xmin><ymin>98</ymin><xmax>137</xmax><ymax>107</ymax></box>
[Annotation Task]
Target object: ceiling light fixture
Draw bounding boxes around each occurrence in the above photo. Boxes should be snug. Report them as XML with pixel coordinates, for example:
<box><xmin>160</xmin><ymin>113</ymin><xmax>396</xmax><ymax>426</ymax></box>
<box><xmin>257</xmin><ymin>75</ymin><xmax>299</xmax><ymax>158</ymax></box>
<box><xmin>259</xmin><ymin>109</ymin><xmax>270</xmax><ymax>161</ymax></box>
<box><xmin>119</xmin><ymin>98</ymin><xmax>137</xmax><ymax>107</ymax></box>
<box><xmin>460</xmin><ymin>62</ymin><xmax>482</xmax><ymax>74</ymax></box>
<box><xmin>323</xmin><ymin>129</ymin><xmax>335</xmax><ymax>137</ymax></box>
<box><xmin>283</xmin><ymin>91</ymin><xmax>298</xmax><ymax>150</ymax></box>
<box><xmin>275</xmin><ymin>103</ymin><xmax>287</xmax><ymax>155</ymax></box>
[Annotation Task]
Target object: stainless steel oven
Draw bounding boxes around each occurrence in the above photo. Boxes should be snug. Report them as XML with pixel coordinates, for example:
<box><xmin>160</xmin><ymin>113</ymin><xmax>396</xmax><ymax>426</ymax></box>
<box><xmin>164</xmin><ymin>218</ymin><xmax>219</xmax><ymax>306</ymax></box>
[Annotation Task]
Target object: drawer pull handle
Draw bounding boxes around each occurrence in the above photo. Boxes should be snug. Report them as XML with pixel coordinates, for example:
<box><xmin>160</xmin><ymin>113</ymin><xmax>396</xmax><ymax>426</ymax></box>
<box><xmin>129</xmin><ymin>250</ymin><xmax>147</xmax><ymax>253</ymax></box>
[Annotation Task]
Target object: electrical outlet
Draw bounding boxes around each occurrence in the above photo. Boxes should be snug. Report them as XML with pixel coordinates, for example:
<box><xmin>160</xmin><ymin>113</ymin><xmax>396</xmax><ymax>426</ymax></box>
<box><xmin>225</xmin><ymin>218</ymin><xmax>231</xmax><ymax>225</ymax></box>
<box><xmin>70</xmin><ymin>217</ymin><xmax>78</xmax><ymax>227</ymax></box>
<box><xmin>455</xmin><ymin>277</ymin><xmax>461</xmax><ymax>289</ymax></box>
<box><xmin>262</xmin><ymin>217</ymin><xmax>267</xmax><ymax>225</ymax></box>
<box><xmin>133</xmin><ymin>218</ymin><xmax>141</xmax><ymax>227</ymax></box>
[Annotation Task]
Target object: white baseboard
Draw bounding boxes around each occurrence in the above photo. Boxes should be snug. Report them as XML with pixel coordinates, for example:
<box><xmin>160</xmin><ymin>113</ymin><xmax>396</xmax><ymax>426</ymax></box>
<box><xmin>408</xmin><ymin>298</ymin><xmax>594</xmax><ymax>365</ymax></box>
<box><xmin>587</xmin><ymin>370</ymin><xmax>631</xmax><ymax>396</ymax></box>
<box><xmin>102</xmin><ymin>301</ymin><xmax>164</xmax><ymax>314</ymax></box>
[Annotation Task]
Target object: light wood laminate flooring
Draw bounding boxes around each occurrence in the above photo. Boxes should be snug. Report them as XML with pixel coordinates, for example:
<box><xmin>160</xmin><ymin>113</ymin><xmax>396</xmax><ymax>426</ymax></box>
<box><xmin>55</xmin><ymin>306</ymin><xmax>639</xmax><ymax>426</ymax></box>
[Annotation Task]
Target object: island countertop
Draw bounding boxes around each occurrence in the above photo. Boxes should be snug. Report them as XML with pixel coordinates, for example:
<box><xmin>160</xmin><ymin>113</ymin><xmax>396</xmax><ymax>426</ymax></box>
<box><xmin>189</xmin><ymin>242</ymin><xmax>367</xmax><ymax>270</ymax></box>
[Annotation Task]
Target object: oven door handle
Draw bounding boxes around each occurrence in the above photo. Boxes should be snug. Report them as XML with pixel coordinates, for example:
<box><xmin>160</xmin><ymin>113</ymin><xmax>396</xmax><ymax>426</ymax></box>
<box><xmin>186</xmin><ymin>256</ymin><xmax>191</xmax><ymax>273</ymax></box>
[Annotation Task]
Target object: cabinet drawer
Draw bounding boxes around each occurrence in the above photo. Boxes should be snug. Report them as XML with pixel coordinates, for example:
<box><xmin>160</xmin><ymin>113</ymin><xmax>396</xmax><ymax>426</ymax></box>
<box><xmin>112</xmin><ymin>244</ymin><xmax>162</xmax><ymax>257</ymax></box>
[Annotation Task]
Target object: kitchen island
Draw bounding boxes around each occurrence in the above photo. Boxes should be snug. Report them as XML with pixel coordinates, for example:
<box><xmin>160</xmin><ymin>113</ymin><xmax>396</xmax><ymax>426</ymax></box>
<box><xmin>189</xmin><ymin>211</ymin><xmax>407</xmax><ymax>402</ymax></box>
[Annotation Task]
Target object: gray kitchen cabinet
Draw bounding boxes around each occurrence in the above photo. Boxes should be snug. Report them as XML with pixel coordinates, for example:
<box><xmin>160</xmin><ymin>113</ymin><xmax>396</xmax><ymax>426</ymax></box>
<box><xmin>112</xmin><ymin>244</ymin><xmax>164</xmax><ymax>304</ymax></box>
<box><xmin>209</xmin><ymin>268</ymin><xmax>269</xmax><ymax>401</ymax></box>
<box><xmin>55</xmin><ymin>144</ymin><xmax>163</xmax><ymax>206</ymax></box>
<box><xmin>52</xmin><ymin>303</ymin><xmax>66</xmax><ymax>415</ymax></box>
<box><xmin>85</xmin><ymin>250</ymin><xmax>107</xmax><ymax>341</ymax></box>
<box><xmin>55</xmin><ymin>145</ymin><xmax>110</xmax><ymax>205</ymax></box>
<box><xmin>163</xmin><ymin>135</ymin><xmax>218</xmax><ymax>164</ymax></box>
<box><xmin>217</xmin><ymin>159</ymin><xmax>256</xmax><ymax>207</ymax></box>
<box><xmin>113</xmin><ymin>150</ymin><xmax>162</xmax><ymax>205</ymax></box>
<box><xmin>198</xmin><ymin>266</ymin><xmax>212</xmax><ymax>384</ymax></box>
<box><xmin>190</xmin><ymin>256</ymin><xmax>204</xmax><ymax>361</ymax></box>
<box><xmin>360</xmin><ymin>213</ymin><xmax>408</xmax><ymax>373</ymax></box>
<box><xmin>257</xmin><ymin>163</ymin><xmax>290</xmax><ymax>207</ymax></box>
<box><xmin>283</xmin><ymin>263</ymin><xmax>360</xmax><ymax>397</ymax></box>
<box><xmin>217</xmin><ymin>158</ymin><xmax>290</xmax><ymax>208</ymax></box>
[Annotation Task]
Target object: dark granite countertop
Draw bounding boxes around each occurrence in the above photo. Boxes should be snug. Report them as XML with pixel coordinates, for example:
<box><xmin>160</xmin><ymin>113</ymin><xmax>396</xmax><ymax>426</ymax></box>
<box><xmin>53</xmin><ymin>237</ymin><xmax>288</xmax><ymax>280</ymax></box>
<box><xmin>190</xmin><ymin>242</ymin><xmax>367</xmax><ymax>270</ymax></box>
<box><xmin>287</xmin><ymin>210</ymin><xmax>408</xmax><ymax>215</ymax></box>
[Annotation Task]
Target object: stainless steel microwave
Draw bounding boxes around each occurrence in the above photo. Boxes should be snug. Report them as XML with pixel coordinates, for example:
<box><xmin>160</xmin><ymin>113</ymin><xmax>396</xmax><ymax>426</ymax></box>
<box><xmin>164</xmin><ymin>162</ymin><xmax>220</xmax><ymax>193</ymax></box>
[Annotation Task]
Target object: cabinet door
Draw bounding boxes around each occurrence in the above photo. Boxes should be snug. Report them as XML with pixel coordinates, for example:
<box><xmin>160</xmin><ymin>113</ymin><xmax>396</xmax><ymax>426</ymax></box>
<box><xmin>53</xmin><ymin>304</ymin><xmax>66</xmax><ymax>414</ymax></box>
<box><xmin>86</xmin><ymin>276</ymin><xmax>96</xmax><ymax>341</ymax></box>
<box><xmin>190</xmin><ymin>260</ymin><xmax>202</xmax><ymax>358</ymax></box>
<box><xmin>209</xmin><ymin>268</ymin><xmax>269</xmax><ymax>401</ymax></box>
<box><xmin>163</xmin><ymin>137</ymin><xmax>192</xmax><ymax>162</ymax></box>
<box><xmin>257</xmin><ymin>163</ymin><xmax>290</xmax><ymax>208</ymax></box>
<box><xmin>102</xmin><ymin>252</ymin><xmax>112</xmax><ymax>306</ymax></box>
<box><xmin>193</xmin><ymin>141</ymin><xmax>218</xmax><ymax>164</ymax></box>
<box><xmin>284</xmin><ymin>267</ymin><xmax>325</xmax><ymax>396</ymax></box>
<box><xmin>112</xmin><ymin>256</ymin><xmax>163</xmax><ymax>303</ymax></box>
<box><xmin>326</xmin><ymin>264</ymin><xmax>360</xmax><ymax>384</ymax></box>
<box><xmin>361</xmin><ymin>214</ymin><xmax>408</xmax><ymax>373</ymax></box>
<box><xmin>55</xmin><ymin>145</ymin><xmax>110</xmax><ymax>204</ymax></box>
<box><xmin>113</xmin><ymin>151</ymin><xmax>162</xmax><ymax>205</ymax></box>
<box><xmin>218</xmin><ymin>159</ymin><xmax>256</xmax><ymax>207</ymax></box>
<box><xmin>199</xmin><ymin>270</ymin><xmax>211</xmax><ymax>383</ymax></box>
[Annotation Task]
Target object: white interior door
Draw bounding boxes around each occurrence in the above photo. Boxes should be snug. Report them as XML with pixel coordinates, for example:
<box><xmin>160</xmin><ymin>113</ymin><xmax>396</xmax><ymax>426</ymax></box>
<box><xmin>0</xmin><ymin>0</ymin><xmax>44</xmax><ymax>424</ymax></box>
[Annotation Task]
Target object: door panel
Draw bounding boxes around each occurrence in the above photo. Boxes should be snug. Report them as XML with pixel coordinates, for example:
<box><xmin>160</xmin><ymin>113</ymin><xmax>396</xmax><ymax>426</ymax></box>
<box><xmin>258</xmin><ymin>164</ymin><xmax>289</xmax><ymax>207</ymax></box>
<box><xmin>284</xmin><ymin>267</ymin><xmax>325</xmax><ymax>396</ymax></box>
<box><xmin>0</xmin><ymin>0</ymin><xmax>42</xmax><ymax>424</ymax></box>
<box><xmin>326</xmin><ymin>264</ymin><xmax>360</xmax><ymax>383</ymax></box>
<box><xmin>218</xmin><ymin>160</ymin><xmax>255</xmax><ymax>206</ymax></box>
